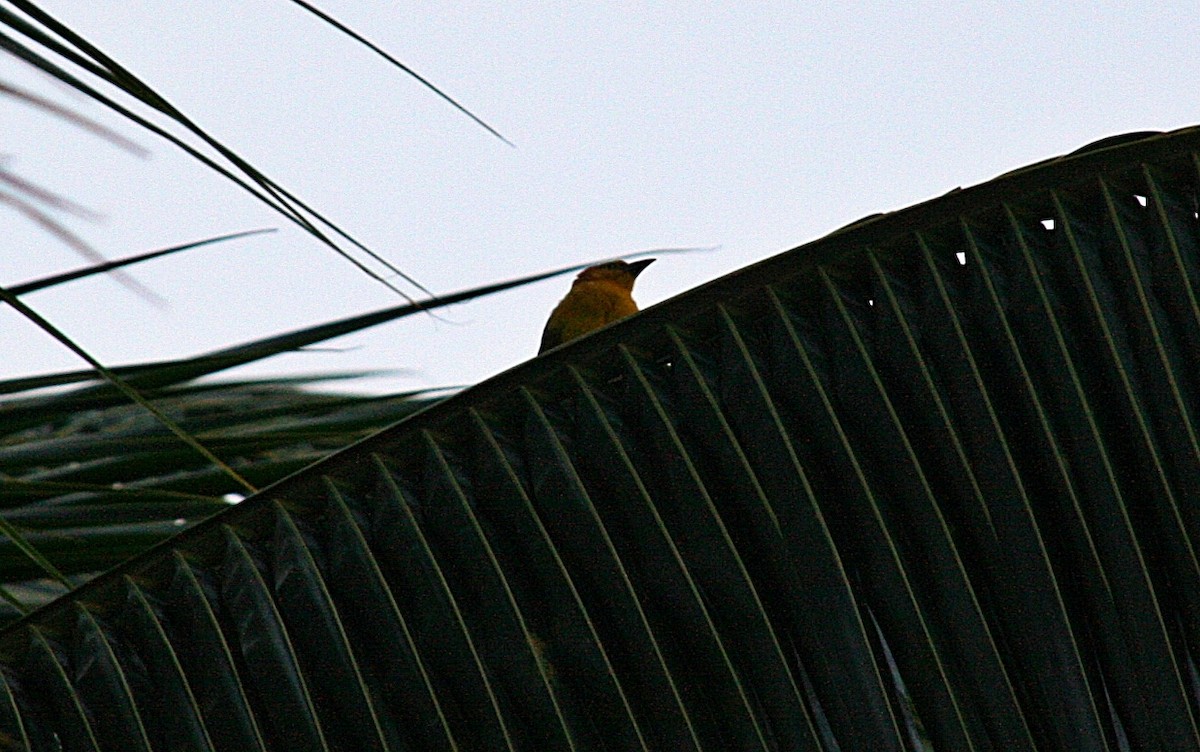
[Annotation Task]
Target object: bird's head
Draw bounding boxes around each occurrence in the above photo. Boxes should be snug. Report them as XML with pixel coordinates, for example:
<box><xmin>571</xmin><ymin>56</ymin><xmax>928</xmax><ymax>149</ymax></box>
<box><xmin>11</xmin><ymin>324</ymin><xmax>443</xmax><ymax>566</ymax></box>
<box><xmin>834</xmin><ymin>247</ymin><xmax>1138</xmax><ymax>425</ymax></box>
<box><xmin>574</xmin><ymin>258</ymin><xmax>655</xmax><ymax>290</ymax></box>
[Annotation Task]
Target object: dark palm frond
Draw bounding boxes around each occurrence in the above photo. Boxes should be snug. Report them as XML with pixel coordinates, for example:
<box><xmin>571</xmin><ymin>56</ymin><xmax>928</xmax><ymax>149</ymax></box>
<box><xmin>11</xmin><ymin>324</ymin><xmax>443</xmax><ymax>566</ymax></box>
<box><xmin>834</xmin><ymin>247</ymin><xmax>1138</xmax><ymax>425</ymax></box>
<box><xmin>4</xmin><ymin>127</ymin><xmax>1200</xmax><ymax>749</ymax></box>
<box><xmin>0</xmin><ymin>377</ymin><xmax>446</xmax><ymax>616</ymax></box>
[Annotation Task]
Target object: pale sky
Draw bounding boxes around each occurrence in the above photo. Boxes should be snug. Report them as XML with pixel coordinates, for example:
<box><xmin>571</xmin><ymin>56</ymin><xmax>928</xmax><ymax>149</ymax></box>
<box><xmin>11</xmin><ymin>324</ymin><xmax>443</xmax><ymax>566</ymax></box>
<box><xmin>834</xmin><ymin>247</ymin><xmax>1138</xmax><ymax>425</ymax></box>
<box><xmin>4</xmin><ymin>2</ymin><xmax>1199</xmax><ymax>395</ymax></box>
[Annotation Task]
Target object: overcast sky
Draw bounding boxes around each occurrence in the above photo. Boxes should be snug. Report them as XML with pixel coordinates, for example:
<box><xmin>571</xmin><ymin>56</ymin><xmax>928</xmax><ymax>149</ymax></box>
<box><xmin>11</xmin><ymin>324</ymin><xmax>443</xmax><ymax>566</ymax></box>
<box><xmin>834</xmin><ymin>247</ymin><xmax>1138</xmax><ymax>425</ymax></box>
<box><xmin>4</xmin><ymin>2</ymin><xmax>1199</xmax><ymax>395</ymax></box>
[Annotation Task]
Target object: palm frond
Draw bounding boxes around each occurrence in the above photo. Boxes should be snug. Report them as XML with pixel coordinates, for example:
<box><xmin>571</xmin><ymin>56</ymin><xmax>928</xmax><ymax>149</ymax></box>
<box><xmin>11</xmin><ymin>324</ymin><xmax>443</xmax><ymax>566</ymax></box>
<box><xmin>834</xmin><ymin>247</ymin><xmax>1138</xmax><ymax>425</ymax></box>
<box><xmin>0</xmin><ymin>376</ymin><xmax>445</xmax><ymax>615</ymax></box>
<box><xmin>5</xmin><ymin>127</ymin><xmax>1200</xmax><ymax>749</ymax></box>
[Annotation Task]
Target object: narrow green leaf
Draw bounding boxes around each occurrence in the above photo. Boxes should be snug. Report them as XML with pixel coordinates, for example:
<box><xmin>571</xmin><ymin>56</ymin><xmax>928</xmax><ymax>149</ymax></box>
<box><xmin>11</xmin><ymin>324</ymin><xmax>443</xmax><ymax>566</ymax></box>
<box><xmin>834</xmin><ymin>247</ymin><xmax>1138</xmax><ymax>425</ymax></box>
<box><xmin>0</xmin><ymin>515</ymin><xmax>68</xmax><ymax>589</ymax></box>
<box><xmin>286</xmin><ymin>0</ymin><xmax>512</xmax><ymax>146</ymax></box>
<box><xmin>7</xmin><ymin>229</ymin><xmax>275</xmax><ymax>296</ymax></box>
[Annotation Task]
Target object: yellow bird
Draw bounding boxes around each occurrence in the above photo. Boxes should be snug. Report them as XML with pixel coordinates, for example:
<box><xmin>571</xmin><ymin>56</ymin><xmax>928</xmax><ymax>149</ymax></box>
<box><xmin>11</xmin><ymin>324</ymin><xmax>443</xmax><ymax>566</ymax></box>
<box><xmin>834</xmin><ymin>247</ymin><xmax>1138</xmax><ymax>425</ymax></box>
<box><xmin>539</xmin><ymin>259</ymin><xmax>655</xmax><ymax>354</ymax></box>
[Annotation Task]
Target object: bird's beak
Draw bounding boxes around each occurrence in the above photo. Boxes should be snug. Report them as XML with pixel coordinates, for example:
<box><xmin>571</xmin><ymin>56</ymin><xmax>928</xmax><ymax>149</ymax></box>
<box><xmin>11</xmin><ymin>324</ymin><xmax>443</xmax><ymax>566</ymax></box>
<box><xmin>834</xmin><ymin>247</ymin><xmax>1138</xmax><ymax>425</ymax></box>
<box><xmin>628</xmin><ymin>258</ymin><xmax>655</xmax><ymax>277</ymax></box>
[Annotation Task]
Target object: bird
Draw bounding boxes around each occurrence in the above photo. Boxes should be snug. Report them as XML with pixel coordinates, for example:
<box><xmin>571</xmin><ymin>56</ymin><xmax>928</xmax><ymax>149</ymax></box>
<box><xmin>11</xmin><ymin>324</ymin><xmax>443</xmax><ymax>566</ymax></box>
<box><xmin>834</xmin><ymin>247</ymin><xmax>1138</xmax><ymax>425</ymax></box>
<box><xmin>539</xmin><ymin>258</ymin><xmax>655</xmax><ymax>354</ymax></box>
